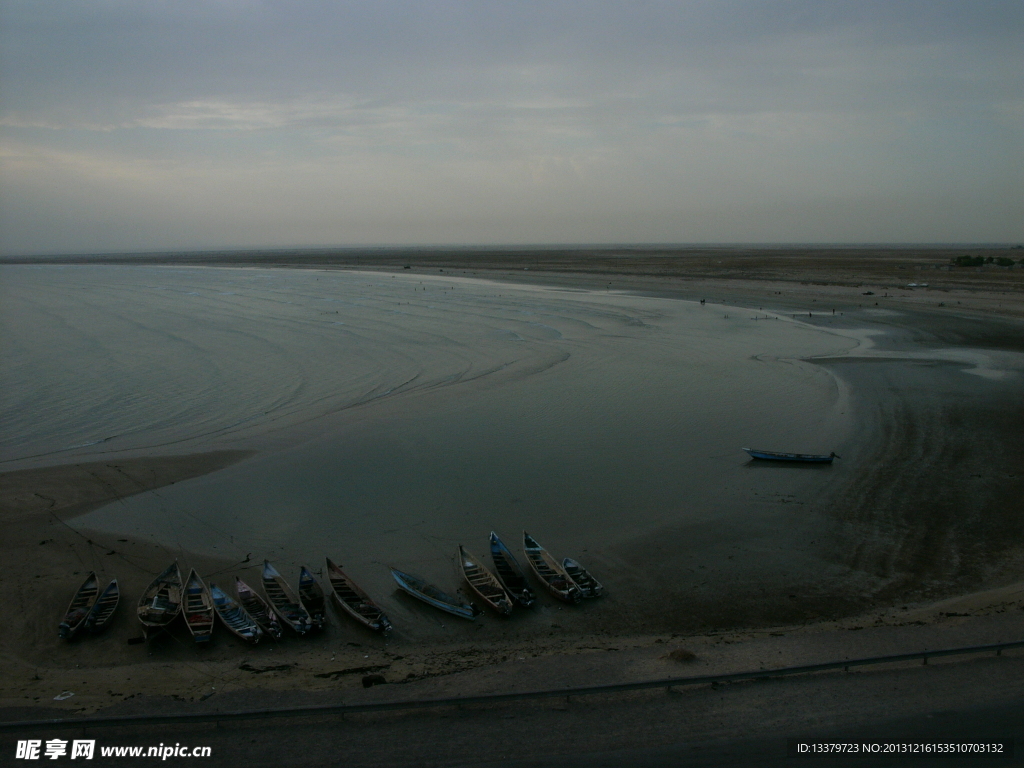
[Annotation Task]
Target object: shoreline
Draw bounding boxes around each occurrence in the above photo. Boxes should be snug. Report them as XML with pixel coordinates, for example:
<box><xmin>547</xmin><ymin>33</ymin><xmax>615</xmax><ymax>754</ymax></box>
<box><xmin>3</xmin><ymin>254</ymin><xmax>1023</xmax><ymax>719</ymax></box>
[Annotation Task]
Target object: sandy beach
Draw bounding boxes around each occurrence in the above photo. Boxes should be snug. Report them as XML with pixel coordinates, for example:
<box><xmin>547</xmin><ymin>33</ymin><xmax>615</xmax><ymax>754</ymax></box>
<box><xmin>2</xmin><ymin>248</ymin><xmax>1023</xmax><ymax>764</ymax></box>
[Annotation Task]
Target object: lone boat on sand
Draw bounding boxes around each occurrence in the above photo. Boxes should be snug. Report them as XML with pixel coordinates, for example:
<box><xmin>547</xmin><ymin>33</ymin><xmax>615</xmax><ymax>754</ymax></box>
<box><xmin>325</xmin><ymin>558</ymin><xmax>391</xmax><ymax>633</ymax></box>
<box><xmin>262</xmin><ymin>561</ymin><xmax>314</xmax><ymax>634</ymax></box>
<box><xmin>391</xmin><ymin>567</ymin><xmax>480</xmax><ymax>620</ymax></box>
<box><xmin>183</xmin><ymin>569</ymin><xmax>215</xmax><ymax>643</ymax></box>
<box><xmin>85</xmin><ymin>578</ymin><xmax>120</xmax><ymax>633</ymax></box>
<box><xmin>489</xmin><ymin>531</ymin><xmax>536</xmax><ymax>608</ymax></box>
<box><xmin>523</xmin><ymin>532</ymin><xmax>582</xmax><ymax>604</ymax></box>
<box><xmin>210</xmin><ymin>583</ymin><xmax>262</xmax><ymax>643</ymax></box>
<box><xmin>235</xmin><ymin>578</ymin><xmax>283</xmax><ymax>639</ymax></box>
<box><xmin>59</xmin><ymin>572</ymin><xmax>99</xmax><ymax>639</ymax></box>
<box><xmin>743</xmin><ymin>448</ymin><xmax>839</xmax><ymax>463</ymax></box>
<box><xmin>298</xmin><ymin>566</ymin><xmax>327</xmax><ymax>631</ymax></box>
<box><xmin>562</xmin><ymin>557</ymin><xmax>604</xmax><ymax>598</ymax></box>
<box><xmin>137</xmin><ymin>562</ymin><xmax>183</xmax><ymax>639</ymax></box>
<box><xmin>459</xmin><ymin>546</ymin><xmax>513</xmax><ymax>616</ymax></box>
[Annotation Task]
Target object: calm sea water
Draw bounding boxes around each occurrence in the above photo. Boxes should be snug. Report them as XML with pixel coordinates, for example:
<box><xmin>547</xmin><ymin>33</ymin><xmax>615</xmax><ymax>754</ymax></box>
<box><xmin>3</xmin><ymin>265</ymin><xmax>859</xmax><ymax>633</ymax></box>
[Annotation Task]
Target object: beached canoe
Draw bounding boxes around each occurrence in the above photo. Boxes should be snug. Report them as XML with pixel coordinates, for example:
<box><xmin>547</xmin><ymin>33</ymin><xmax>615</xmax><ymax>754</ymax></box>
<box><xmin>183</xmin><ymin>569</ymin><xmax>215</xmax><ymax>643</ymax></box>
<box><xmin>298</xmin><ymin>566</ymin><xmax>327</xmax><ymax>631</ymax></box>
<box><xmin>743</xmin><ymin>448</ymin><xmax>838</xmax><ymax>463</ymax></box>
<box><xmin>523</xmin><ymin>532</ymin><xmax>582</xmax><ymax>604</ymax></box>
<box><xmin>210</xmin><ymin>583</ymin><xmax>262</xmax><ymax>643</ymax></box>
<box><xmin>325</xmin><ymin>558</ymin><xmax>391</xmax><ymax>633</ymax></box>
<box><xmin>391</xmin><ymin>567</ymin><xmax>480</xmax><ymax>620</ymax></box>
<box><xmin>459</xmin><ymin>546</ymin><xmax>513</xmax><ymax>616</ymax></box>
<box><xmin>235</xmin><ymin>578</ymin><xmax>283</xmax><ymax>640</ymax></box>
<box><xmin>262</xmin><ymin>561</ymin><xmax>314</xmax><ymax>634</ymax></box>
<box><xmin>137</xmin><ymin>562</ymin><xmax>183</xmax><ymax>639</ymax></box>
<box><xmin>562</xmin><ymin>558</ymin><xmax>604</xmax><ymax>598</ymax></box>
<box><xmin>85</xmin><ymin>578</ymin><xmax>120</xmax><ymax>633</ymax></box>
<box><xmin>489</xmin><ymin>531</ymin><xmax>536</xmax><ymax>608</ymax></box>
<box><xmin>59</xmin><ymin>572</ymin><xmax>99</xmax><ymax>639</ymax></box>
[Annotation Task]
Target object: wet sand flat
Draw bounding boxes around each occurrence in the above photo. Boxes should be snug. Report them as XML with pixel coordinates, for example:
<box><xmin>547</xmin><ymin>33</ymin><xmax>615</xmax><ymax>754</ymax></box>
<box><xmin>1</xmin><ymin>248</ymin><xmax>1023</xmax><ymax>730</ymax></box>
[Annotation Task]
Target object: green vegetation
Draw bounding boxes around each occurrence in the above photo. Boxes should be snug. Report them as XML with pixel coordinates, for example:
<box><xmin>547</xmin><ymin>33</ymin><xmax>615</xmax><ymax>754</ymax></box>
<box><xmin>951</xmin><ymin>255</ymin><xmax>986</xmax><ymax>267</ymax></box>
<box><xmin>950</xmin><ymin>255</ymin><xmax>1020</xmax><ymax>267</ymax></box>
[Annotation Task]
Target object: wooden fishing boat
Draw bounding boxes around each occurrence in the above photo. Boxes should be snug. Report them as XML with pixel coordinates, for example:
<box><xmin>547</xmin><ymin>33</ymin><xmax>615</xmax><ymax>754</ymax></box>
<box><xmin>235</xmin><ymin>578</ymin><xmax>283</xmax><ymax>639</ymax></box>
<box><xmin>137</xmin><ymin>562</ymin><xmax>183</xmax><ymax>639</ymax></box>
<box><xmin>210</xmin><ymin>583</ymin><xmax>262</xmax><ymax>643</ymax></box>
<box><xmin>459</xmin><ymin>546</ymin><xmax>513</xmax><ymax>616</ymax></box>
<box><xmin>489</xmin><ymin>531</ymin><xmax>536</xmax><ymax>608</ymax></box>
<box><xmin>183</xmin><ymin>569</ymin><xmax>215</xmax><ymax>643</ymax></box>
<box><xmin>298</xmin><ymin>566</ymin><xmax>327</xmax><ymax>631</ymax></box>
<box><xmin>390</xmin><ymin>567</ymin><xmax>480</xmax><ymax>620</ymax></box>
<box><xmin>562</xmin><ymin>558</ymin><xmax>604</xmax><ymax>598</ymax></box>
<box><xmin>325</xmin><ymin>558</ymin><xmax>391</xmax><ymax>633</ymax></box>
<box><xmin>523</xmin><ymin>532</ymin><xmax>582</xmax><ymax>604</ymax></box>
<box><xmin>743</xmin><ymin>448</ymin><xmax>838</xmax><ymax>463</ymax></box>
<box><xmin>59</xmin><ymin>572</ymin><xmax>99</xmax><ymax>639</ymax></box>
<box><xmin>85</xmin><ymin>578</ymin><xmax>120</xmax><ymax>632</ymax></box>
<box><xmin>262</xmin><ymin>561</ymin><xmax>313</xmax><ymax>634</ymax></box>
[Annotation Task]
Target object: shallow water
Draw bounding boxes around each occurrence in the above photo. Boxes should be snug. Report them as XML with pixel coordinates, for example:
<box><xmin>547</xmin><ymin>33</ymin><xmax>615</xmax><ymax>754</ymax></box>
<box><xmin>4</xmin><ymin>265</ymin><xmax>862</xmax><ymax>633</ymax></box>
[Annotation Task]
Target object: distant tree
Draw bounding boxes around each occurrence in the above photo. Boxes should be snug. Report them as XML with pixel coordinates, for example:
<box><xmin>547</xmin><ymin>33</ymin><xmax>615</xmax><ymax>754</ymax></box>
<box><xmin>951</xmin><ymin>255</ymin><xmax>985</xmax><ymax>267</ymax></box>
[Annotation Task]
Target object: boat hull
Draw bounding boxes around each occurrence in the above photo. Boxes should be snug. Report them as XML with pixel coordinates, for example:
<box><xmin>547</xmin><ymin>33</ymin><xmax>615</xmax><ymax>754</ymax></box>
<box><xmin>391</xmin><ymin>568</ymin><xmax>478</xmax><ymax>620</ymax></box>
<box><xmin>523</xmin><ymin>533</ymin><xmax>582</xmax><ymax>604</ymax></box>
<box><xmin>137</xmin><ymin>562</ymin><xmax>183</xmax><ymax>639</ymax></box>
<box><xmin>85</xmin><ymin>579</ymin><xmax>120</xmax><ymax>633</ymax></box>
<box><xmin>262</xmin><ymin>561</ymin><xmax>314</xmax><ymax>635</ymax></box>
<box><xmin>489</xmin><ymin>531</ymin><xmax>536</xmax><ymax>608</ymax></box>
<box><xmin>211</xmin><ymin>583</ymin><xmax>262</xmax><ymax>643</ymax></box>
<box><xmin>60</xmin><ymin>572</ymin><xmax>99</xmax><ymax>640</ymax></box>
<box><xmin>743</xmin><ymin>448</ymin><xmax>837</xmax><ymax>463</ymax></box>
<box><xmin>459</xmin><ymin>546</ymin><xmax>513</xmax><ymax>616</ymax></box>
<box><xmin>326</xmin><ymin>558</ymin><xmax>392</xmax><ymax>633</ymax></box>
<box><xmin>236</xmin><ymin>578</ymin><xmax>283</xmax><ymax>639</ymax></box>
<box><xmin>562</xmin><ymin>558</ymin><xmax>604</xmax><ymax>598</ymax></box>
<box><xmin>183</xmin><ymin>569</ymin><xmax>215</xmax><ymax>643</ymax></box>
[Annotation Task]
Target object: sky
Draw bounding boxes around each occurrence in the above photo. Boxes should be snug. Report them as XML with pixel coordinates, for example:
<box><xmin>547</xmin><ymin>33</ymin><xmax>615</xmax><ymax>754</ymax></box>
<box><xmin>1</xmin><ymin>1</ymin><xmax>1022</xmax><ymax>255</ymax></box>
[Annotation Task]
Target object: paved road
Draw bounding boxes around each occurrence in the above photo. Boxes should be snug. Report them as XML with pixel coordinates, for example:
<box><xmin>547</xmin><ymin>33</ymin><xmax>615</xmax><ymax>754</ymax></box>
<box><xmin>3</xmin><ymin>653</ymin><xmax>1022</xmax><ymax>767</ymax></box>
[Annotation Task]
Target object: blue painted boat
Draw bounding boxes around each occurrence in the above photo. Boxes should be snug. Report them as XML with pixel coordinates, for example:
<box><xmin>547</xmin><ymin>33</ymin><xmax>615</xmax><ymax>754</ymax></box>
<box><xmin>489</xmin><ymin>531</ymin><xmax>536</xmax><ymax>608</ymax></box>
<box><xmin>562</xmin><ymin>558</ymin><xmax>604</xmax><ymax>598</ymax></box>
<box><xmin>262</xmin><ymin>560</ymin><xmax>314</xmax><ymax>634</ymax></box>
<box><xmin>235</xmin><ymin>578</ymin><xmax>283</xmax><ymax>639</ymax></box>
<box><xmin>183</xmin><ymin>569</ymin><xmax>215</xmax><ymax>643</ymax></box>
<box><xmin>59</xmin><ymin>572</ymin><xmax>99</xmax><ymax>639</ymax></box>
<box><xmin>390</xmin><ymin>567</ymin><xmax>480</xmax><ymax>620</ymax></box>
<box><xmin>298</xmin><ymin>566</ymin><xmax>327</xmax><ymax>631</ymax></box>
<box><xmin>743</xmin><ymin>448</ymin><xmax>838</xmax><ymax>463</ymax></box>
<box><xmin>210</xmin><ymin>583</ymin><xmax>262</xmax><ymax>643</ymax></box>
<box><xmin>85</xmin><ymin>578</ymin><xmax>120</xmax><ymax>633</ymax></box>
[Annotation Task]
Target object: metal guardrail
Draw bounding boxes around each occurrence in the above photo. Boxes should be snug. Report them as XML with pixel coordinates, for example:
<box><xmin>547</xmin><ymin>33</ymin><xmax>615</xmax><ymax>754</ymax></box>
<box><xmin>3</xmin><ymin>639</ymin><xmax>1022</xmax><ymax>733</ymax></box>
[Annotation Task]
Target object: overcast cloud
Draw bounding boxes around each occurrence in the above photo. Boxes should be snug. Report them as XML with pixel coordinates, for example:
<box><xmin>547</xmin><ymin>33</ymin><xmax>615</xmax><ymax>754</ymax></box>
<box><xmin>1</xmin><ymin>1</ymin><xmax>1021</xmax><ymax>254</ymax></box>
